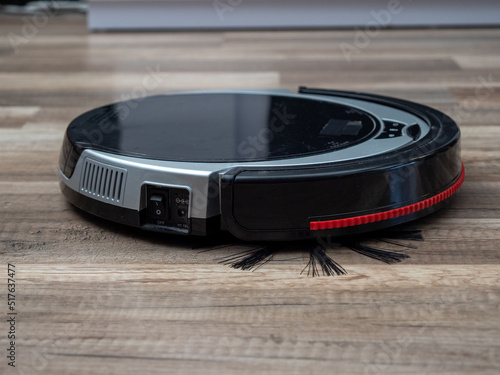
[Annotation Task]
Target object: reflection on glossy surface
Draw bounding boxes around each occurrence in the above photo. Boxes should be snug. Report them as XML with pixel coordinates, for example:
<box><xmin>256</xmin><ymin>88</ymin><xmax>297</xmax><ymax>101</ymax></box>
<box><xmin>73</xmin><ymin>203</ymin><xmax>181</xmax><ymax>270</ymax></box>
<box><xmin>68</xmin><ymin>93</ymin><xmax>378</xmax><ymax>163</ymax></box>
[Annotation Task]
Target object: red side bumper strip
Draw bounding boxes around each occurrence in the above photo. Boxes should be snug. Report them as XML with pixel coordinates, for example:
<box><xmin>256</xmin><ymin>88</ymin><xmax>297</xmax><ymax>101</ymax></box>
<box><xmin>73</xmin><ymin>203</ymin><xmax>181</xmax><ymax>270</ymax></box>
<box><xmin>310</xmin><ymin>164</ymin><xmax>465</xmax><ymax>231</ymax></box>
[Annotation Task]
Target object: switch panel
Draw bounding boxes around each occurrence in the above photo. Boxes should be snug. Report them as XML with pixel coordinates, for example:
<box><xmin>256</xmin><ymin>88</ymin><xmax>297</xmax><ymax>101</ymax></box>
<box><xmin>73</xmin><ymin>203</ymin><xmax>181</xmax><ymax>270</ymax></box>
<box><xmin>143</xmin><ymin>185</ymin><xmax>190</xmax><ymax>234</ymax></box>
<box><xmin>149</xmin><ymin>193</ymin><xmax>167</xmax><ymax>219</ymax></box>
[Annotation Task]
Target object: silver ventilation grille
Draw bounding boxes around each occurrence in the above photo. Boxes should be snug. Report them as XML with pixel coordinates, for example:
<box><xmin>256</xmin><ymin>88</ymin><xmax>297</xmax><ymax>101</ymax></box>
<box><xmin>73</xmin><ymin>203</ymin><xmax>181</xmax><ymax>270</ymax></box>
<box><xmin>79</xmin><ymin>158</ymin><xmax>127</xmax><ymax>206</ymax></box>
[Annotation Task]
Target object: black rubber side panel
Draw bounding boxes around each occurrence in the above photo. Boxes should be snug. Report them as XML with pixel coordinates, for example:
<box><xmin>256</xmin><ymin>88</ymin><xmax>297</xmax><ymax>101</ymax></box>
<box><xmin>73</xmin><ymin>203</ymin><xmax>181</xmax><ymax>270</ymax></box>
<box><xmin>236</xmin><ymin>144</ymin><xmax>460</xmax><ymax>230</ymax></box>
<box><xmin>191</xmin><ymin>215</ymin><xmax>221</xmax><ymax>237</ymax></box>
<box><xmin>220</xmin><ymin>143</ymin><xmax>461</xmax><ymax>241</ymax></box>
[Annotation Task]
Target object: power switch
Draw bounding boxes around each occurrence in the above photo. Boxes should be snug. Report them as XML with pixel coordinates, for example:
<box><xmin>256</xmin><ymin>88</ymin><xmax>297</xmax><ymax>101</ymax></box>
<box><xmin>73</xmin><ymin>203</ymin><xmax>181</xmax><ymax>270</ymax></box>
<box><xmin>150</xmin><ymin>193</ymin><xmax>168</xmax><ymax>219</ymax></box>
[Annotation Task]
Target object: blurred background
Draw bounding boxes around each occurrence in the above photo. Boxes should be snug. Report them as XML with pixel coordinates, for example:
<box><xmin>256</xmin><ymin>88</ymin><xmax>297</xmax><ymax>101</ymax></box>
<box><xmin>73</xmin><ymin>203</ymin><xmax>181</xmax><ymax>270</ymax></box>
<box><xmin>2</xmin><ymin>0</ymin><xmax>500</xmax><ymax>29</ymax></box>
<box><xmin>2</xmin><ymin>0</ymin><xmax>499</xmax><ymax>103</ymax></box>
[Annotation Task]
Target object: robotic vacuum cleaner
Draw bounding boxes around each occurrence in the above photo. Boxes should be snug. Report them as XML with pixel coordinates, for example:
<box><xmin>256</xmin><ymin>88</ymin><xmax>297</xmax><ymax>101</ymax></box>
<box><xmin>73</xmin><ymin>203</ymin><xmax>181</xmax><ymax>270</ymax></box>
<box><xmin>58</xmin><ymin>87</ymin><xmax>464</xmax><ymax>241</ymax></box>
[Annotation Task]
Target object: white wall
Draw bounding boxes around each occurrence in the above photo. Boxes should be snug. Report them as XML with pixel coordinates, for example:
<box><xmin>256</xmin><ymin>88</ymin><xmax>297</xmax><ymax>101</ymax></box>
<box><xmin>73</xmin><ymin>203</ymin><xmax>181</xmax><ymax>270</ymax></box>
<box><xmin>88</xmin><ymin>0</ymin><xmax>500</xmax><ymax>30</ymax></box>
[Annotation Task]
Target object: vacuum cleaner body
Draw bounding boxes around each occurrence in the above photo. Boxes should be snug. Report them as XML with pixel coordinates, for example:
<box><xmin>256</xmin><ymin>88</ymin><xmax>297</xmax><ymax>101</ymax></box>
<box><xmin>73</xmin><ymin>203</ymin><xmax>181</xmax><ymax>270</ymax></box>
<box><xmin>58</xmin><ymin>88</ymin><xmax>463</xmax><ymax>241</ymax></box>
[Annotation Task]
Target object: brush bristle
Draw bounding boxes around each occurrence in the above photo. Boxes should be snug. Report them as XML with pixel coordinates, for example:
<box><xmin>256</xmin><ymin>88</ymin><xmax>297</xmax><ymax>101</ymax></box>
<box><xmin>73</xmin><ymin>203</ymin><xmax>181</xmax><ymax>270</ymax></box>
<box><xmin>203</xmin><ymin>229</ymin><xmax>422</xmax><ymax>276</ymax></box>
<box><xmin>218</xmin><ymin>247</ymin><xmax>276</xmax><ymax>271</ymax></box>
<box><xmin>341</xmin><ymin>240</ymin><xmax>410</xmax><ymax>264</ymax></box>
<box><xmin>302</xmin><ymin>246</ymin><xmax>347</xmax><ymax>277</ymax></box>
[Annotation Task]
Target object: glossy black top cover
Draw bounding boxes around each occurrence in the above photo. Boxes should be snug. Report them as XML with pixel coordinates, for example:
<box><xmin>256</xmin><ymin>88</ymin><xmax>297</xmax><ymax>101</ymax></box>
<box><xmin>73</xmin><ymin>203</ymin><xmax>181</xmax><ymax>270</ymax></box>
<box><xmin>65</xmin><ymin>93</ymin><xmax>378</xmax><ymax>163</ymax></box>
